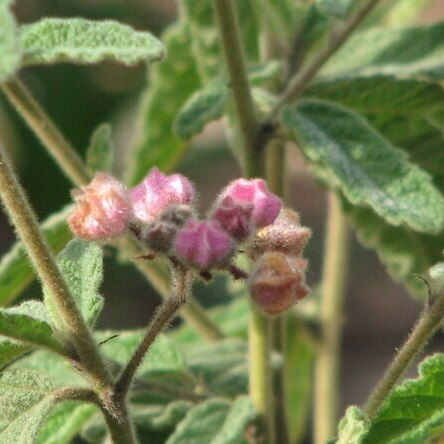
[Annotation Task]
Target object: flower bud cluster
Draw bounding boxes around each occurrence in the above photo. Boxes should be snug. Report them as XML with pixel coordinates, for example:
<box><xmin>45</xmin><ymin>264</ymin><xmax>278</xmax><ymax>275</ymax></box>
<box><xmin>248</xmin><ymin>209</ymin><xmax>311</xmax><ymax>316</ymax></box>
<box><xmin>68</xmin><ymin>168</ymin><xmax>310</xmax><ymax>315</ymax></box>
<box><xmin>68</xmin><ymin>169</ymin><xmax>283</xmax><ymax>269</ymax></box>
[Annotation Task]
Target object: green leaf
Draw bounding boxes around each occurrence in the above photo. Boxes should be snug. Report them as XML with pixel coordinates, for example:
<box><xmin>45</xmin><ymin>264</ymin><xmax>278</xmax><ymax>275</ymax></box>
<box><xmin>186</xmin><ymin>339</ymin><xmax>248</xmax><ymax>396</ymax></box>
<box><xmin>97</xmin><ymin>330</ymin><xmax>185</xmax><ymax>378</ymax></box>
<box><xmin>316</xmin><ymin>0</ymin><xmax>358</xmax><ymax>18</ymax></box>
<box><xmin>11</xmin><ymin>350</ymin><xmax>86</xmax><ymax>387</ymax></box>
<box><xmin>86</xmin><ymin>123</ymin><xmax>113</xmax><ymax>174</ymax></box>
<box><xmin>362</xmin><ymin>353</ymin><xmax>444</xmax><ymax>443</ymax></box>
<box><xmin>126</xmin><ymin>22</ymin><xmax>201</xmax><ymax>185</ymax></box>
<box><xmin>36</xmin><ymin>402</ymin><xmax>96</xmax><ymax>444</ymax></box>
<box><xmin>0</xmin><ymin>205</ymin><xmax>72</xmax><ymax>307</ymax></box>
<box><xmin>0</xmin><ymin>0</ymin><xmax>21</xmax><ymax>81</ymax></box>
<box><xmin>19</xmin><ymin>18</ymin><xmax>164</xmax><ymax>66</ymax></box>
<box><xmin>167</xmin><ymin>396</ymin><xmax>255</xmax><ymax>444</ymax></box>
<box><xmin>335</xmin><ymin>406</ymin><xmax>368</xmax><ymax>444</ymax></box>
<box><xmin>343</xmin><ymin>201</ymin><xmax>442</xmax><ymax>299</ymax></box>
<box><xmin>0</xmin><ymin>369</ymin><xmax>56</xmax><ymax>443</ymax></box>
<box><xmin>322</xmin><ymin>21</ymin><xmax>444</xmax><ymax>80</ymax></box>
<box><xmin>174</xmin><ymin>79</ymin><xmax>229</xmax><ymax>140</ymax></box>
<box><xmin>44</xmin><ymin>239</ymin><xmax>104</xmax><ymax>329</ymax></box>
<box><xmin>0</xmin><ymin>300</ymin><xmax>64</xmax><ymax>356</ymax></box>
<box><xmin>280</xmin><ymin>100</ymin><xmax>444</xmax><ymax>234</ymax></box>
<box><xmin>305</xmin><ymin>75</ymin><xmax>444</xmax><ymax>115</ymax></box>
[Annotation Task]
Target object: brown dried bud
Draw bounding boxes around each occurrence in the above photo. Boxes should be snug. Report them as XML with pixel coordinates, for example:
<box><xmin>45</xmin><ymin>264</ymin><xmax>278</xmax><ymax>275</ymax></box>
<box><xmin>247</xmin><ymin>208</ymin><xmax>311</xmax><ymax>260</ymax></box>
<box><xmin>249</xmin><ymin>252</ymin><xmax>309</xmax><ymax>316</ymax></box>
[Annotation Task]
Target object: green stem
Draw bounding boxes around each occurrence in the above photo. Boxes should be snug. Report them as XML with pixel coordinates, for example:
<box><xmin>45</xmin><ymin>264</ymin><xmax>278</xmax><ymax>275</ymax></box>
<box><xmin>266</xmin><ymin>0</ymin><xmax>382</xmax><ymax>120</ymax></box>
<box><xmin>0</xmin><ymin>141</ymin><xmax>112</xmax><ymax>390</ymax></box>
<box><xmin>0</xmin><ymin>78</ymin><xmax>223</xmax><ymax>342</ymax></box>
<box><xmin>314</xmin><ymin>192</ymin><xmax>349</xmax><ymax>444</ymax></box>
<box><xmin>115</xmin><ymin>266</ymin><xmax>191</xmax><ymax>397</ymax></box>
<box><xmin>364</xmin><ymin>292</ymin><xmax>444</xmax><ymax>417</ymax></box>
<box><xmin>211</xmin><ymin>1</ymin><xmax>276</xmax><ymax>440</ymax></box>
<box><xmin>101</xmin><ymin>403</ymin><xmax>138</xmax><ymax>444</ymax></box>
<box><xmin>1</xmin><ymin>78</ymin><xmax>90</xmax><ymax>186</ymax></box>
<box><xmin>249</xmin><ymin>306</ymin><xmax>275</xmax><ymax>443</ymax></box>
<box><xmin>265</xmin><ymin>139</ymin><xmax>289</xmax><ymax>444</ymax></box>
<box><xmin>212</xmin><ymin>0</ymin><xmax>260</xmax><ymax>177</ymax></box>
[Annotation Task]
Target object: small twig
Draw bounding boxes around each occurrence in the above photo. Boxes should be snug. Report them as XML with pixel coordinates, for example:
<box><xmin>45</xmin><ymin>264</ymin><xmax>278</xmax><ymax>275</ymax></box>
<box><xmin>99</xmin><ymin>334</ymin><xmax>120</xmax><ymax>347</ymax></box>
<box><xmin>266</xmin><ymin>0</ymin><xmax>382</xmax><ymax>120</ymax></box>
<box><xmin>115</xmin><ymin>265</ymin><xmax>192</xmax><ymax>398</ymax></box>
<box><xmin>364</xmin><ymin>291</ymin><xmax>444</xmax><ymax>418</ymax></box>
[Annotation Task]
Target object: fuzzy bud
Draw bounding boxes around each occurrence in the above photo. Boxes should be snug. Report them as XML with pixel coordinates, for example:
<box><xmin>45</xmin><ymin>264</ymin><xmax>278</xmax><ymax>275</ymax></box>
<box><xmin>210</xmin><ymin>178</ymin><xmax>281</xmax><ymax>240</ymax></box>
<box><xmin>249</xmin><ymin>252</ymin><xmax>309</xmax><ymax>315</ymax></box>
<box><xmin>248</xmin><ymin>209</ymin><xmax>312</xmax><ymax>260</ymax></box>
<box><xmin>130</xmin><ymin>167</ymin><xmax>195</xmax><ymax>224</ymax></box>
<box><xmin>174</xmin><ymin>219</ymin><xmax>234</xmax><ymax>270</ymax></box>
<box><xmin>143</xmin><ymin>204</ymin><xmax>193</xmax><ymax>253</ymax></box>
<box><xmin>68</xmin><ymin>173</ymin><xmax>131</xmax><ymax>240</ymax></box>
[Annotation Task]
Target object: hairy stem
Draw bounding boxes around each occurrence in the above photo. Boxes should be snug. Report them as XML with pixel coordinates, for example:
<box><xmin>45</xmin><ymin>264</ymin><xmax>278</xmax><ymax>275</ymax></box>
<box><xmin>364</xmin><ymin>292</ymin><xmax>444</xmax><ymax>417</ymax></box>
<box><xmin>118</xmin><ymin>235</ymin><xmax>224</xmax><ymax>341</ymax></box>
<box><xmin>267</xmin><ymin>0</ymin><xmax>382</xmax><ymax>119</ymax></box>
<box><xmin>0</xmin><ymin>142</ymin><xmax>112</xmax><ymax>389</ymax></box>
<box><xmin>1</xmin><ymin>78</ymin><xmax>90</xmax><ymax>186</ymax></box>
<box><xmin>1</xmin><ymin>78</ymin><xmax>223</xmax><ymax>342</ymax></box>
<box><xmin>115</xmin><ymin>266</ymin><xmax>192</xmax><ymax>397</ymax></box>
<box><xmin>314</xmin><ymin>192</ymin><xmax>349</xmax><ymax>444</ymax></box>
<box><xmin>101</xmin><ymin>403</ymin><xmax>138</xmax><ymax>444</ymax></box>
<box><xmin>212</xmin><ymin>0</ymin><xmax>260</xmax><ymax>177</ymax></box>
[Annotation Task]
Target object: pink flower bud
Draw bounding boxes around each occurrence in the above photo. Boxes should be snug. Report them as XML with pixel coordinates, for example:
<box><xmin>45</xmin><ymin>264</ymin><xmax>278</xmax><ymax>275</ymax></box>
<box><xmin>248</xmin><ymin>209</ymin><xmax>312</xmax><ymax>260</ymax></box>
<box><xmin>130</xmin><ymin>167</ymin><xmax>195</xmax><ymax>223</ymax></box>
<box><xmin>68</xmin><ymin>173</ymin><xmax>131</xmax><ymax>240</ymax></box>
<box><xmin>174</xmin><ymin>219</ymin><xmax>234</xmax><ymax>270</ymax></box>
<box><xmin>249</xmin><ymin>252</ymin><xmax>309</xmax><ymax>315</ymax></box>
<box><xmin>211</xmin><ymin>179</ymin><xmax>281</xmax><ymax>239</ymax></box>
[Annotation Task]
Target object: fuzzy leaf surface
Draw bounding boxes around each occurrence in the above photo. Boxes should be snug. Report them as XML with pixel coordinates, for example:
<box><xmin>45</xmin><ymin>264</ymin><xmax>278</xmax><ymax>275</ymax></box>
<box><xmin>0</xmin><ymin>205</ymin><xmax>72</xmax><ymax>306</ymax></box>
<box><xmin>36</xmin><ymin>403</ymin><xmax>96</xmax><ymax>444</ymax></box>
<box><xmin>280</xmin><ymin>100</ymin><xmax>444</xmax><ymax>234</ymax></box>
<box><xmin>362</xmin><ymin>353</ymin><xmax>444</xmax><ymax>443</ymax></box>
<box><xmin>44</xmin><ymin>239</ymin><xmax>104</xmax><ymax>329</ymax></box>
<box><xmin>335</xmin><ymin>406</ymin><xmax>368</xmax><ymax>444</ymax></box>
<box><xmin>97</xmin><ymin>330</ymin><xmax>185</xmax><ymax>377</ymax></box>
<box><xmin>305</xmin><ymin>75</ymin><xmax>444</xmax><ymax>115</ymax></box>
<box><xmin>0</xmin><ymin>369</ymin><xmax>56</xmax><ymax>443</ymax></box>
<box><xmin>86</xmin><ymin>123</ymin><xmax>113</xmax><ymax>174</ymax></box>
<box><xmin>0</xmin><ymin>300</ymin><xmax>63</xmax><ymax>354</ymax></box>
<box><xmin>322</xmin><ymin>21</ymin><xmax>444</xmax><ymax>80</ymax></box>
<box><xmin>167</xmin><ymin>396</ymin><xmax>254</xmax><ymax>444</ymax></box>
<box><xmin>126</xmin><ymin>22</ymin><xmax>200</xmax><ymax>184</ymax></box>
<box><xmin>20</xmin><ymin>18</ymin><xmax>164</xmax><ymax>66</ymax></box>
<box><xmin>0</xmin><ymin>0</ymin><xmax>21</xmax><ymax>81</ymax></box>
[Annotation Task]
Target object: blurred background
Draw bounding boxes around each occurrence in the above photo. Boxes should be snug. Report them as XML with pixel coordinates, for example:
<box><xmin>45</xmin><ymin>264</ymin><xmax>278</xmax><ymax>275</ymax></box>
<box><xmin>1</xmin><ymin>0</ymin><xmax>444</xmax><ymax>439</ymax></box>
